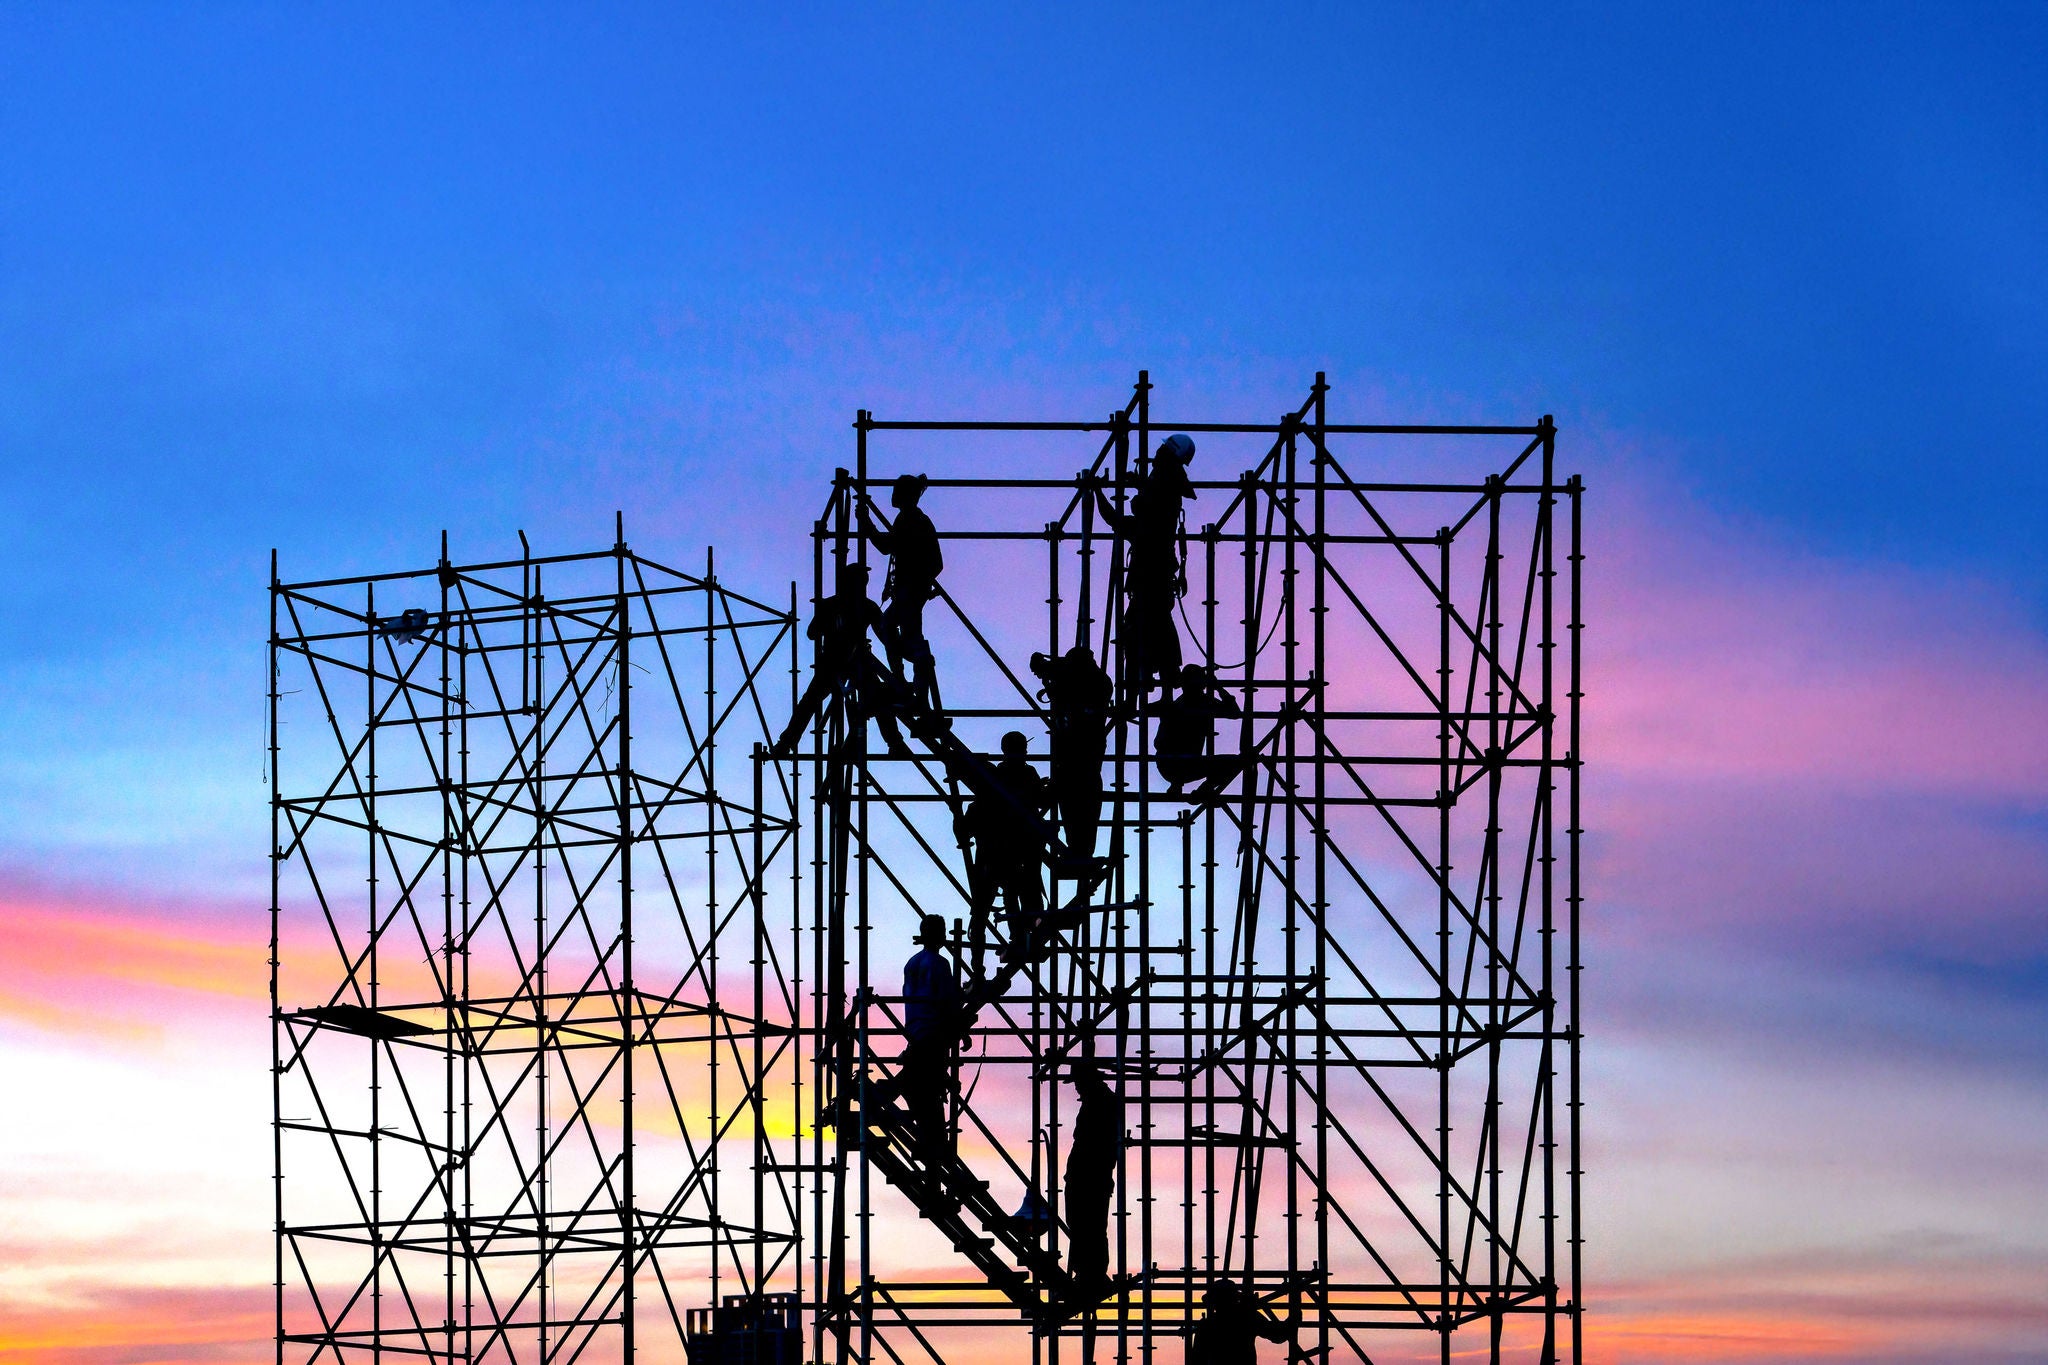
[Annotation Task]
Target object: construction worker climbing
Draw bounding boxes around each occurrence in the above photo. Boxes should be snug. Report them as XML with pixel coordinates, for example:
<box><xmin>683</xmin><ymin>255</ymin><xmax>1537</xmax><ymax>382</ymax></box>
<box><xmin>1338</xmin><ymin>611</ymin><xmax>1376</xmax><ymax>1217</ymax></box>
<box><xmin>860</xmin><ymin>473</ymin><xmax>944</xmax><ymax>712</ymax></box>
<box><xmin>771</xmin><ymin>560</ymin><xmax>908</xmax><ymax>759</ymax></box>
<box><xmin>955</xmin><ymin>730</ymin><xmax>1050</xmax><ymax>979</ymax></box>
<box><xmin>1031</xmin><ymin>643</ymin><xmax>1115</xmax><ymax>865</ymax></box>
<box><xmin>1089</xmin><ymin>433</ymin><xmax>1197</xmax><ymax>704</ymax></box>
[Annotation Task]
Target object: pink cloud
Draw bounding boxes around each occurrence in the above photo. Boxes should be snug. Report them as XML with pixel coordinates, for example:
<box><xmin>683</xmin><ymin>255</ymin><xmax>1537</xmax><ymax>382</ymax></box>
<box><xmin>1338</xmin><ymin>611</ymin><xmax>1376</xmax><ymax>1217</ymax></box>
<box><xmin>1591</xmin><ymin>779</ymin><xmax>2048</xmax><ymax>952</ymax></box>
<box><xmin>1569</xmin><ymin>442</ymin><xmax>2048</xmax><ymax>957</ymax></box>
<box><xmin>0</xmin><ymin>1285</ymin><xmax>271</xmax><ymax>1365</ymax></box>
<box><xmin>1591</xmin><ymin>460</ymin><xmax>2048</xmax><ymax>800</ymax></box>
<box><xmin>0</xmin><ymin>887</ymin><xmax>267</xmax><ymax>1041</ymax></box>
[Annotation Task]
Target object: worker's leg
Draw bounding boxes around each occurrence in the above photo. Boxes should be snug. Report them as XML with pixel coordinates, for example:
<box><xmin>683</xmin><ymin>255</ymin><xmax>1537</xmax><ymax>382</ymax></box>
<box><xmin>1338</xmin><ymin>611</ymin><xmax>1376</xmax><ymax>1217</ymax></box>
<box><xmin>887</xmin><ymin>590</ymin><xmax>937</xmax><ymax>710</ymax></box>
<box><xmin>1072</xmin><ymin>756</ymin><xmax>1104</xmax><ymax>860</ymax></box>
<box><xmin>1186</xmin><ymin>694</ymin><xmax>1316</xmax><ymax>808</ymax></box>
<box><xmin>1052</xmin><ymin>755</ymin><xmax>1103</xmax><ymax>863</ymax></box>
<box><xmin>965</xmin><ymin>851</ymin><xmax>997</xmax><ymax>979</ymax></box>
<box><xmin>999</xmin><ymin>863</ymin><xmax>1047</xmax><ymax>966</ymax></box>
<box><xmin>850</xmin><ymin>658</ymin><xmax>913</xmax><ymax>757</ymax></box>
<box><xmin>877</xmin><ymin>594</ymin><xmax>908</xmax><ymax>678</ymax></box>
<box><xmin>899</xmin><ymin>1035</ymin><xmax>952</xmax><ymax>1171</ymax></box>
<box><xmin>1063</xmin><ymin>1174</ymin><xmax>1113</xmax><ymax>1290</ymax></box>
<box><xmin>864</xmin><ymin>1062</ymin><xmax>899</xmax><ymax>1109</ymax></box>
<box><xmin>1149</xmin><ymin>605</ymin><xmax>1182</xmax><ymax>690</ymax></box>
<box><xmin>773</xmin><ymin>667</ymin><xmax>841</xmax><ymax>756</ymax></box>
<box><xmin>1117</xmin><ymin>591</ymin><xmax>1154</xmax><ymax>704</ymax></box>
<box><xmin>1156</xmin><ymin>751</ymin><xmax>1205</xmax><ymax>793</ymax></box>
<box><xmin>1184</xmin><ymin>751</ymin><xmax>1246</xmax><ymax>803</ymax></box>
<box><xmin>879</xmin><ymin>593</ymin><xmax>912</xmax><ymax>677</ymax></box>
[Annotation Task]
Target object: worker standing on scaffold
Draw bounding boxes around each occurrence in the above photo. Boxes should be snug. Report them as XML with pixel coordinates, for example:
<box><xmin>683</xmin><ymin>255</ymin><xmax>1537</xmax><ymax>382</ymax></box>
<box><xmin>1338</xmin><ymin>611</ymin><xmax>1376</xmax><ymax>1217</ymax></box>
<box><xmin>1089</xmin><ymin>433</ymin><xmax>1197</xmax><ymax>706</ymax></box>
<box><xmin>882</xmin><ymin>913</ymin><xmax>967</xmax><ymax>1175</ymax></box>
<box><xmin>859</xmin><ymin>473</ymin><xmax>944</xmax><ymax>713</ymax></box>
<box><xmin>1030</xmin><ymin>642</ymin><xmax>1114</xmax><ymax>865</ymax></box>
<box><xmin>770</xmin><ymin>560</ymin><xmax>908</xmax><ymax>759</ymax></box>
<box><xmin>1061</xmin><ymin>1059</ymin><xmax>1124</xmax><ymax>1300</ymax></box>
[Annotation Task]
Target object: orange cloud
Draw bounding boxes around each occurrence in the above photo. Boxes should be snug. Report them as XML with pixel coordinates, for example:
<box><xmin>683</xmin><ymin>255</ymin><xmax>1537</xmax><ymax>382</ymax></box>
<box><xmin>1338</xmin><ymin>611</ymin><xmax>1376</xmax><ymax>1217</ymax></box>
<box><xmin>0</xmin><ymin>1285</ymin><xmax>270</xmax><ymax>1365</ymax></box>
<box><xmin>1593</xmin><ymin>1312</ymin><xmax>1875</xmax><ymax>1362</ymax></box>
<box><xmin>1586</xmin><ymin>1248</ymin><xmax>2048</xmax><ymax>1364</ymax></box>
<box><xmin>0</xmin><ymin>894</ymin><xmax>266</xmax><ymax>1040</ymax></box>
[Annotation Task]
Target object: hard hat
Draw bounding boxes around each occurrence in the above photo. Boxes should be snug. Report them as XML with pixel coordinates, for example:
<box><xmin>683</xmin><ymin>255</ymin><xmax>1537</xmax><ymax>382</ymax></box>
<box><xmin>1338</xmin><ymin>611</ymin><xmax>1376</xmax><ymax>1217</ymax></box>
<box><xmin>1158</xmin><ymin>433</ymin><xmax>1196</xmax><ymax>463</ymax></box>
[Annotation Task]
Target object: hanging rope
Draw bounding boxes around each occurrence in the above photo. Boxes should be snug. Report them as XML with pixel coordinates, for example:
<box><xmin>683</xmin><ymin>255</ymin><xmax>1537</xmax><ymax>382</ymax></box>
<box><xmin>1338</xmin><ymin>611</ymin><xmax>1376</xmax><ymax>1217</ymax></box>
<box><xmin>1179</xmin><ymin>578</ymin><xmax>1290</xmax><ymax>674</ymax></box>
<box><xmin>1178</xmin><ymin>485</ymin><xmax>1291</xmax><ymax>673</ymax></box>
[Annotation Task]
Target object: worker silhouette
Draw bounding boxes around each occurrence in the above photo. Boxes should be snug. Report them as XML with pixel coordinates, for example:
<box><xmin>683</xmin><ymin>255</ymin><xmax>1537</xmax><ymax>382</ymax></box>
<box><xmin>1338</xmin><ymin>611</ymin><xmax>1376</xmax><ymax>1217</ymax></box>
<box><xmin>876</xmin><ymin>913</ymin><xmax>966</xmax><ymax>1174</ymax></box>
<box><xmin>956</xmin><ymin>731</ymin><xmax>1050</xmax><ymax>979</ymax></box>
<box><xmin>1153</xmin><ymin>665</ymin><xmax>1243</xmax><ymax>794</ymax></box>
<box><xmin>772</xmin><ymin>561</ymin><xmax>907</xmax><ymax>759</ymax></box>
<box><xmin>860</xmin><ymin>474</ymin><xmax>944</xmax><ymax>712</ymax></box>
<box><xmin>1090</xmin><ymin>434</ymin><xmax>1197</xmax><ymax>703</ymax></box>
<box><xmin>1186</xmin><ymin>1278</ymin><xmax>1299</xmax><ymax>1365</ymax></box>
<box><xmin>1031</xmin><ymin>643</ymin><xmax>1114</xmax><ymax>864</ymax></box>
<box><xmin>1061</xmin><ymin>1060</ymin><xmax>1124</xmax><ymax>1301</ymax></box>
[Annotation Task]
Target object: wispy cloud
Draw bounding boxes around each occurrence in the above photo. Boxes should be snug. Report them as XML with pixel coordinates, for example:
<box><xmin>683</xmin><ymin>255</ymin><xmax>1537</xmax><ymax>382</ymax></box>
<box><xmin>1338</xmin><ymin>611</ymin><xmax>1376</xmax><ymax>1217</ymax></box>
<box><xmin>1594</xmin><ymin>1240</ymin><xmax>2048</xmax><ymax>1364</ymax></box>
<box><xmin>0</xmin><ymin>1285</ymin><xmax>272</xmax><ymax>1365</ymax></box>
<box><xmin>0</xmin><ymin>889</ymin><xmax>265</xmax><ymax>1041</ymax></box>
<box><xmin>1582</xmin><ymin>449</ymin><xmax>2048</xmax><ymax>961</ymax></box>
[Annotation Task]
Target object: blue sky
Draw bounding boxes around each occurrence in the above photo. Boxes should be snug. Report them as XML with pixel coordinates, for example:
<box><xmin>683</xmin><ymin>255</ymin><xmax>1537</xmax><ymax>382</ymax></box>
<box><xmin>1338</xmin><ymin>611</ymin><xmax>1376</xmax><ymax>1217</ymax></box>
<box><xmin>1</xmin><ymin>6</ymin><xmax>2044</xmax><ymax>1363</ymax></box>
<box><xmin>5</xmin><ymin>1</ymin><xmax>2042</xmax><ymax>896</ymax></box>
<box><xmin>7</xmin><ymin>5</ymin><xmax>2044</xmax><ymax>612</ymax></box>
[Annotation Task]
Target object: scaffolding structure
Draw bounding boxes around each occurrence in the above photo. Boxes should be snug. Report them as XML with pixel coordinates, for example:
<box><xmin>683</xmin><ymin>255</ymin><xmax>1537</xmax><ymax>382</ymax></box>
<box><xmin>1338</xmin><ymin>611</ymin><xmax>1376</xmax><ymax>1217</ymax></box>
<box><xmin>268</xmin><ymin>371</ymin><xmax>1584</xmax><ymax>1365</ymax></box>
<box><xmin>269</xmin><ymin>532</ymin><xmax>804</xmax><ymax>1365</ymax></box>
<box><xmin>790</xmin><ymin>374</ymin><xmax>1581</xmax><ymax>1365</ymax></box>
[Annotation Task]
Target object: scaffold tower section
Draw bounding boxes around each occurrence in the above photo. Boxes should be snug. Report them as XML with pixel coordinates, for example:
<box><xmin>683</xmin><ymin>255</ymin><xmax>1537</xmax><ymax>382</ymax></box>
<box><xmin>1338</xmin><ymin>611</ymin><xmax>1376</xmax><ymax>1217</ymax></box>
<box><xmin>790</xmin><ymin>375</ymin><xmax>1583</xmax><ymax>1365</ymax></box>
<box><xmin>269</xmin><ymin>535</ymin><xmax>803</xmax><ymax>1365</ymax></box>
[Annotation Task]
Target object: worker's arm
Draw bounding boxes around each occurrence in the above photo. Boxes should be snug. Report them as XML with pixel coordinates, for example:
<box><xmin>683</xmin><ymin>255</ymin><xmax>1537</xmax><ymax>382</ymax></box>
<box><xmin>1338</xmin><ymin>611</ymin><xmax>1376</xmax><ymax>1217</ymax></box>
<box><xmin>1255</xmin><ymin>1311</ymin><xmax>1298</xmax><ymax>1343</ymax></box>
<box><xmin>862</xmin><ymin>517</ymin><xmax>895</xmax><ymax>556</ymax></box>
<box><xmin>936</xmin><ymin>964</ymin><xmax>974</xmax><ymax>1045</ymax></box>
<box><xmin>864</xmin><ymin>598</ymin><xmax>897</xmax><ymax>647</ymax></box>
<box><xmin>1254</xmin><ymin>1298</ymin><xmax>1304</xmax><ymax>1342</ymax></box>
<box><xmin>1086</xmin><ymin>480</ymin><xmax>1127</xmax><ymax>532</ymax></box>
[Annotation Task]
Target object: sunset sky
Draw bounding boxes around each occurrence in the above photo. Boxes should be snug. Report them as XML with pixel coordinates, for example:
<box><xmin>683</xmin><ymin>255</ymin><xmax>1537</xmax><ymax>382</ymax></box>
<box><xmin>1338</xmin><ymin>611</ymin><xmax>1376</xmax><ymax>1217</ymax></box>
<box><xmin>2</xmin><ymin>5</ymin><xmax>2045</xmax><ymax>1364</ymax></box>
